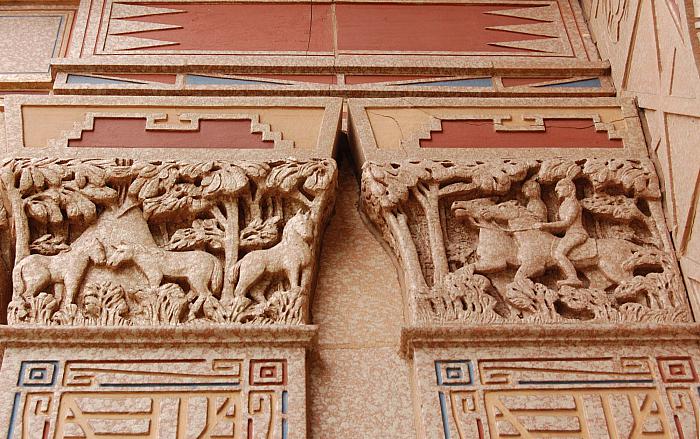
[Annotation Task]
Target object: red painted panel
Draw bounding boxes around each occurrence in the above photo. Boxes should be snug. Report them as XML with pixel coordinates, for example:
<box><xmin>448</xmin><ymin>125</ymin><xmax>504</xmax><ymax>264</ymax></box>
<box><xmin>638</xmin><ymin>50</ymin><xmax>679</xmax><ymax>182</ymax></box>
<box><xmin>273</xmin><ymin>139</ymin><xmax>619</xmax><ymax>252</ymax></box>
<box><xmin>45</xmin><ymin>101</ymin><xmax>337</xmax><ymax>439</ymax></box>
<box><xmin>345</xmin><ymin>75</ymin><xmax>437</xmax><ymax>84</ymax></box>
<box><xmin>69</xmin><ymin>118</ymin><xmax>274</xmax><ymax>148</ymax></box>
<box><xmin>123</xmin><ymin>3</ymin><xmax>333</xmax><ymax>52</ymax></box>
<box><xmin>335</xmin><ymin>4</ymin><xmax>550</xmax><ymax>53</ymax></box>
<box><xmin>420</xmin><ymin>119</ymin><xmax>623</xmax><ymax>148</ymax></box>
<box><xmin>245</xmin><ymin>74</ymin><xmax>337</xmax><ymax>84</ymax></box>
<box><xmin>501</xmin><ymin>77</ymin><xmax>568</xmax><ymax>87</ymax></box>
<box><xmin>106</xmin><ymin>73</ymin><xmax>178</xmax><ymax>84</ymax></box>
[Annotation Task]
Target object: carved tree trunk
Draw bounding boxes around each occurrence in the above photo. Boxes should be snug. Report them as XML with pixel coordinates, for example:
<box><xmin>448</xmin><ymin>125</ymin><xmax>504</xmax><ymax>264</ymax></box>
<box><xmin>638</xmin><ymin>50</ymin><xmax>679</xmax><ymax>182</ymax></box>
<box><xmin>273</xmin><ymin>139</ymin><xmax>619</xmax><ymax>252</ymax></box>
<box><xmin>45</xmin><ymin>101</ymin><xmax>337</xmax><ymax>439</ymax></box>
<box><xmin>384</xmin><ymin>210</ymin><xmax>428</xmax><ymax>295</ymax></box>
<box><xmin>412</xmin><ymin>182</ymin><xmax>449</xmax><ymax>284</ymax></box>
<box><xmin>220</xmin><ymin>198</ymin><xmax>239</xmax><ymax>301</ymax></box>
<box><xmin>0</xmin><ymin>170</ymin><xmax>29</xmax><ymax>264</ymax></box>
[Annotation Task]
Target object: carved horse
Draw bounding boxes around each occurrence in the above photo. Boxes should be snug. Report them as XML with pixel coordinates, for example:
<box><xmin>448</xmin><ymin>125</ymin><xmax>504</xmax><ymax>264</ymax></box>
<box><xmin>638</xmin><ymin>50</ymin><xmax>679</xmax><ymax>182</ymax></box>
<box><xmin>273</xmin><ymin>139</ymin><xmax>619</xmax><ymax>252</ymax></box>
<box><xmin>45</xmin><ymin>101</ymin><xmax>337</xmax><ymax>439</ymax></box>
<box><xmin>452</xmin><ymin>199</ymin><xmax>642</xmax><ymax>291</ymax></box>
<box><xmin>12</xmin><ymin>236</ymin><xmax>106</xmax><ymax>307</ymax></box>
<box><xmin>106</xmin><ymin>243</ymin><xmax>223</xmax><ymax>320</ymax></box>
<box><xmin>231</xmin><ymin>210</ymin><xmax>314</xmax><ymax>303</ymax></box>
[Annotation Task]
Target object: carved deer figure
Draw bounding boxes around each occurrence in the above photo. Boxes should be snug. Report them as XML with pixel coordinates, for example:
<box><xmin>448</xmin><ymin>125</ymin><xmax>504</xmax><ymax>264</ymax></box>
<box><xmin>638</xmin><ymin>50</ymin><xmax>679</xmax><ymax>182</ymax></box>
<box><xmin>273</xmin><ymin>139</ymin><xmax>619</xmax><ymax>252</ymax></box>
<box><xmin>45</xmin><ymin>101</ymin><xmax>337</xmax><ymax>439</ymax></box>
<box><xmin>230</xmin><ymin>210</ymin><xmax>314</xmax><ymax>303</ymax></box>
<box><xmin>106</xmin><ymin>243</ymin><xmax>223</xmax><ymax>320</ymax></box>
<box><xmin>12</xmin><ymin>237</ymin><xmax>106</xmax><ymax>307</ymax></box>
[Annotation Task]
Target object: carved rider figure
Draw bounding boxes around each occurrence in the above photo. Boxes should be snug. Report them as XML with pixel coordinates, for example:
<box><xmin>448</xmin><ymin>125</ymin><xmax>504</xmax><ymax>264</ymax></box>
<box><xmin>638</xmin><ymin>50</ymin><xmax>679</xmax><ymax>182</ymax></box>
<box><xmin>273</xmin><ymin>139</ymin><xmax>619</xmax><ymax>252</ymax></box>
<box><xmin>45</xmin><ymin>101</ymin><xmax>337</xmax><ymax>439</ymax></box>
<box><xmin>534</xmin><ymin>178</ymin><xmax>587</xmax><ymax>287</ymax></box>
<box><xmin>522</xmin><ymin>180</ymin><xmax>547</xmax><ymax>222</ymax></box>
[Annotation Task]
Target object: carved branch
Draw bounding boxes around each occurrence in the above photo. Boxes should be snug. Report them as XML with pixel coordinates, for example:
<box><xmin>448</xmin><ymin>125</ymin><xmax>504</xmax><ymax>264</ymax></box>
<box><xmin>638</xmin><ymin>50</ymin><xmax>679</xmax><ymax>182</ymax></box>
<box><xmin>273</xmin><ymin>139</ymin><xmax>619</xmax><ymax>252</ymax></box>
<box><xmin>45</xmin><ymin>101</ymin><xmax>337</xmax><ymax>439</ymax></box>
<box><xmin>361</xmin><ymin>158</ymin><xmax>689</xmax><ymax>325</ymax></box>
<box><xmin>4</xmin><ymin>157</ymin><xmax>337</xmax><ymax>327</ymax></box>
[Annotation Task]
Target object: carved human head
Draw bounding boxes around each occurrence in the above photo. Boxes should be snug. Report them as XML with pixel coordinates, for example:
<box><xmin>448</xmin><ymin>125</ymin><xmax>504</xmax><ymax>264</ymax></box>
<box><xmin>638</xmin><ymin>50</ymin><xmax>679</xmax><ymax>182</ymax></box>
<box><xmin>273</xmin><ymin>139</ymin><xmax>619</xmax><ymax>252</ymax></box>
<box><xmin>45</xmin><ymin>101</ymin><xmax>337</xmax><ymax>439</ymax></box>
<box><xmin>555</xmin><ymin>178</ymin><xmax>576</xmax><ymax>198</ymax></box>
<box><xmin>522</xmin><ymin>180</ymin><xmax>541</xmax><ymax>198</ymax></box>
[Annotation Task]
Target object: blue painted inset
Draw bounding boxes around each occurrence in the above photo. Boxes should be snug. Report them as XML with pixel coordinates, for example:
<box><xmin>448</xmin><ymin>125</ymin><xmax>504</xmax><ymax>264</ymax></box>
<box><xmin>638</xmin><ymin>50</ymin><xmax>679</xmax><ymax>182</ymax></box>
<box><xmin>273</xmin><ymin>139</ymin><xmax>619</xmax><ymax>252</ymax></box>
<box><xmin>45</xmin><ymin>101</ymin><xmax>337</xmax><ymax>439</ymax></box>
<box><xmin>540</xmin><ymin>78</ymin><xmax>601</xmax><ymax>88</ymax></box>
<box><xmin>519</xmin><ymin>379</ymin><xmax>654</xmax><ymax>385</ymax></box>
<box><xmin>282</xmin><ymin>418</ymin><xmax>288</xmax><ymax>439</ymax></box>
<box><xmin>99</xmin><ymin>382</ymin><xmax>240</xmax><ymax>388</ymax></box>
<box><xmin>18</xmin><ymin>361</ymin><xmax>58</xmax><ymax>387</ymax></box>
<box><xmin>186</xmin><ymin>74</ymin><xmax>284</xmax><ymax>86</ymax></box>
<box><xmin>404</xmin><ymin>78</ymin><xmax>492</xmax><ymax>88</ymax></box>
<box><xmin>6</xmin><ymin>392</ymin><xmax>20</xmax><ymax>439</ymax></box>
<box><xmin>282</xmin><ymin>390</ymin><xmax>288</xmax><ymax>414</ymax></box>
<box><xmin>438</xmin><ymin>391</ymin><xmax>450</xmax><ymax>439</ymax></box>
<box><xmin>67</xmin><ymin>74</ymin><xmax>145</xmax><ymax>85</ymax></box>
<box><xmin>435</xmin><ymin>360</ymin><xmax>473</xmax><ymax>386</ymax></box>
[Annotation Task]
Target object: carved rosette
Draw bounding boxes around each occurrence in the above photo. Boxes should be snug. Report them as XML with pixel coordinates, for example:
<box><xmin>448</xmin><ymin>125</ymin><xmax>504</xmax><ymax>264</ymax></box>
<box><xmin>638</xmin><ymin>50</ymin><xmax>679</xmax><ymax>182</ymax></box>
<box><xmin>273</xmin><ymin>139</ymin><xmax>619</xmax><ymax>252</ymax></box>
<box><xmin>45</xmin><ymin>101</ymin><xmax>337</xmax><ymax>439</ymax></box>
<box><xmin>361</xmin><ymin>158</ymin><xmax>690</xmax><ymax>324</ymax></box>
<box><xmin>0</xmin><ymin>157</ymin><xmax>336</xmax><ymax>326</ymax></box>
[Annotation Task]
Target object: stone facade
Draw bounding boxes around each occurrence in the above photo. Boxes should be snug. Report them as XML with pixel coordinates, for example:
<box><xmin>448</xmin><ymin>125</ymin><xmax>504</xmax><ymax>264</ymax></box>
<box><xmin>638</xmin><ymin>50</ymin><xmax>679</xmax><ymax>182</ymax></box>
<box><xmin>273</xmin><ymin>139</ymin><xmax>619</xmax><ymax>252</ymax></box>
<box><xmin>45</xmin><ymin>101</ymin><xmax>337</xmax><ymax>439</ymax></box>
<box><xmin>0</xmin><ymin>0</ymin><xmax>699</xmax><ymax>438</ymax></box>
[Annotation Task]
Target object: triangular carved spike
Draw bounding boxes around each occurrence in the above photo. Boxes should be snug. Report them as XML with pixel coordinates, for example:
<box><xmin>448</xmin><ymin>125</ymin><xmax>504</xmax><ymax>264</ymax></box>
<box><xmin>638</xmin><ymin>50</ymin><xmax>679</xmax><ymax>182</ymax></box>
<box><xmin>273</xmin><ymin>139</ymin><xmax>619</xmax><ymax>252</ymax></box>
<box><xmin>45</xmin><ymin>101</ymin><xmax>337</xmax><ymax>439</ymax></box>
<box><xmin>111</xmin><ymin>3</ymin><xmax>184</xmax><ymax>19</ymax></box>
<box><xmin>489</xmin><ymin>37</ymin><xmax>563</xmax><ymax>54</ymax></box>
<box><xmin>105</xmin><ymin>35</ymin><xmax>178</xmax><ymax>51</ymax></box>
<box><xmin>108</xmin><ymin>18</ymin><xmax>182</xmax><ymax>36</ymax></box>
<box><xmin>486</xmin><ymin>22</ymin><xmax>561</xmax><ymax>39</ymax></box>
<box><xmin>485</xmin><ymin>5</ymin><xmax>557</xmax><ymax>22</ymax></box>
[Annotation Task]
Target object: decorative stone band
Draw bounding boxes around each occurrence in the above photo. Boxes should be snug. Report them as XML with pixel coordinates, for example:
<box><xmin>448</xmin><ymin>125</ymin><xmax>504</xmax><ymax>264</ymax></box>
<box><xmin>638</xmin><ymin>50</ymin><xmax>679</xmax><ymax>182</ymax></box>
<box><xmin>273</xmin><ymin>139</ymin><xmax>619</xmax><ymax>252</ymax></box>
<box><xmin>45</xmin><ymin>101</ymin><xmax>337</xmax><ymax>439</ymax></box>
<box><xmin>1</xmin><ymin>156</ymin><xmax>337</xmax><ymax>326</ymax></box>
<box><xmin>0</xmin><ymin>325</ymin><xmax>315</xmax><ymax>439</ymax></box>
<box><xmin>404</xmin><ymin>323</ymin><xmax>700</xmax><ymax>439</ymax></box>
<box><xmin>360</xmin><ymin>157</ymin><xmax>691</xmax><ymax>325</ymax></box>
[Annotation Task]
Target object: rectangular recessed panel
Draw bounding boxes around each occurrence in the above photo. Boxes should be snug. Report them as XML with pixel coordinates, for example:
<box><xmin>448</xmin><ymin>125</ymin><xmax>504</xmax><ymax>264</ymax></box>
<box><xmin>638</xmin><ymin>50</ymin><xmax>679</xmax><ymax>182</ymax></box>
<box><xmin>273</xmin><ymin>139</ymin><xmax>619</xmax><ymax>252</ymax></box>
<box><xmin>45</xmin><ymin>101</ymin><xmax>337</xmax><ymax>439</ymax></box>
<box><xmin>335</xmin><ymin>3</ymin><xmax>558</xmax><ymax>53</ymax></box>
<box><xmin>0</xmin><ymin>15</ymin><xmax>65</xmax><ymax>73</ymax></box>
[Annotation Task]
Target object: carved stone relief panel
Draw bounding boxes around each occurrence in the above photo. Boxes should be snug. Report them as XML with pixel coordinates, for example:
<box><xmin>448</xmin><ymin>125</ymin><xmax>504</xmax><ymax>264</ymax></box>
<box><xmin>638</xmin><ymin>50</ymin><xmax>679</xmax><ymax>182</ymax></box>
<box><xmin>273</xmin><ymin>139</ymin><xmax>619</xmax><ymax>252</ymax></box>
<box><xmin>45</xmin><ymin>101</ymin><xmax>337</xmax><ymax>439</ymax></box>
<box><xmin>361</xmin><ymin>157</ymin><xmax>689</xmax><ymax>324</ymax></box>
<box><xmin>0</xmin><ymin>344</ymin><xmax>306</xmax><ymax>438</ymax></box>
<box><xmin>411</xmin><ymin>338</ymin><xmax>700</xmax><ymax>439</ymax></box>
<box><xmin>0</xmin><ymin>157</ymin><xmax>336</xmax><ymax>326</ymax></box>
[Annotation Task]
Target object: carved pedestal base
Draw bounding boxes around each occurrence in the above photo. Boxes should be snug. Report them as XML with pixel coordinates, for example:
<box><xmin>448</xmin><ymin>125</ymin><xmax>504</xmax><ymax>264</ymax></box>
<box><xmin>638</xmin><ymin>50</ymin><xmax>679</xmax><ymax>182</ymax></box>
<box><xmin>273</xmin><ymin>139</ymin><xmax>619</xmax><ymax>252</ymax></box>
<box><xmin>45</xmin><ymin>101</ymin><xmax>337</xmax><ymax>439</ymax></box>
<box><xmin>404</xmin><ymin>324</ymin><xmax>700</xmax><ymax>439</ymax></box>
<box><xmin>0</xmin><ymin>326</ymin><xmax>314</xmax><ymax>439</ymax></box>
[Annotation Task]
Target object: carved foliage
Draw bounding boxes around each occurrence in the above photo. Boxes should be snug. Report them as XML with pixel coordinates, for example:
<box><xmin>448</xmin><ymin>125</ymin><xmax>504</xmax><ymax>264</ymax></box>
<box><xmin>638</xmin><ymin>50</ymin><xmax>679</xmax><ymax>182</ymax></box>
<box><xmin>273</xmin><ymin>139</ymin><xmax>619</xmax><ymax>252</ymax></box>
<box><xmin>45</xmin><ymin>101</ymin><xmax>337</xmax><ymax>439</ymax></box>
<box><xmin>1</xmin><ymin>157</ymin><xmax>336</xmax><ymax>326</ymax></box>
<box><xmin>361</xmin><ymin>158</ymin><xmax>689</xmax><ymax>324</ymax></box>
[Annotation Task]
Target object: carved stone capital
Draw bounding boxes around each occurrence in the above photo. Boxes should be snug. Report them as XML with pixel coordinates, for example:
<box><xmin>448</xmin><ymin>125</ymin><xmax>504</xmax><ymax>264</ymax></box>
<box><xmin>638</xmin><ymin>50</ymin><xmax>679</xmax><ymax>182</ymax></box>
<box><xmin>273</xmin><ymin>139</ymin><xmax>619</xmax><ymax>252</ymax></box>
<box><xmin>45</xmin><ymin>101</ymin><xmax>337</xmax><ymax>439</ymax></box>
<box><xmin>1</xmin><ymin>157</ymin><xmax>337</xmax><ymax>326</ymax></box>
<box><xmin>361</xmin><ymin>157</ymin><xmax>690</xmax><ymax>324</ymax></box>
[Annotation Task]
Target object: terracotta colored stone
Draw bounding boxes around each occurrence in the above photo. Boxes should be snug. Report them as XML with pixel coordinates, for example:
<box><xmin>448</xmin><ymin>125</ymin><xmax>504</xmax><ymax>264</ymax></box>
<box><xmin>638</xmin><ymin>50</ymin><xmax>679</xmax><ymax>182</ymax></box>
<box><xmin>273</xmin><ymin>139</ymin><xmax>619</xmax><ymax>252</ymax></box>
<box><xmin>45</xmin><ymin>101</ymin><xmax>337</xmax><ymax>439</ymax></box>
<box><xmin>420</xmin><ymin>118</ymin><xmax>623</xmax><ymax>149</ymax></box>
<box><xmin>68</xmin><ymin>118</ymin><xmax>275</xmax><ymax>148</ymax></box>
<box><xmin>115</xmin><ymin>3</ymin><xmax>334</xmax><ymax>52</ymax></box>
<box><xmin>335</xmin><ymin>4</ymin><xmax>552</xmax><ymax>53</ymax></box>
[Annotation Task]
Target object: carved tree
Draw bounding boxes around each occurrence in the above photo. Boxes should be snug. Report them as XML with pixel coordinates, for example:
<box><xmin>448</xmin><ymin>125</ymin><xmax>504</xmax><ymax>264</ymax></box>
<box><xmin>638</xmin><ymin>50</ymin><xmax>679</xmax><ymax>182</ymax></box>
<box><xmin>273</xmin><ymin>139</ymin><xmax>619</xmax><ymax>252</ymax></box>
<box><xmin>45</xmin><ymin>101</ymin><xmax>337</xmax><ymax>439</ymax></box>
<box><xmin>2</xmin><ymin>157</ymin><xmax>337</xmax><ymax>327</ymax></box>
<box><xmin>361</xmin><ymin>158</ymin><xmax>690</xmax><ymax>324</ymax></box>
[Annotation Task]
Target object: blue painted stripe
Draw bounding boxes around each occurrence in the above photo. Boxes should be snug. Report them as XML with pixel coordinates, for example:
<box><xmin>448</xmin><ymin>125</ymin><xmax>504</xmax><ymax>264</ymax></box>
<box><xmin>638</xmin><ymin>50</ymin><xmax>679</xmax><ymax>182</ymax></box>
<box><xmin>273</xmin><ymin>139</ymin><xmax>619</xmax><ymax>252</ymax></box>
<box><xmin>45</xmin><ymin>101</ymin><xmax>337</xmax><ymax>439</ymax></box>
<box><xmin>438</xmin><ymin>392</ymin><xmax>450</xmax><ymax>439</ymax></box>
<box><xmin>67</xmin><ymin>74</ymin><xmax>144</xmax><ymax>85</ymax></box>
<box><xmin>518</xmin><ymin>379</ymin><xmax>654</xmax><ymax>385</ymax></box>
<box><xmin>7</xmin><ymin>393</ymin><xmax>20</xmax><ymax>439</ymax></box>
<box><xmin>540</xmin><ymin>78</ymin><xmax>601</xmax><ymax>88</ymax></box>
<box><xmin>404</xmin><ymin>78</ymin><xmax>492</xmax><ymax>88</ymax></box>
<box><xmin>282</xmin><ymin>418</ymin><xmax>288</xmax><ymax>439</ymax></box>
<box><xmin>99</xmin><ymin>382</ymin><xmax>240</xmax><ymax>388</ymax></box>
<box><xmin>282</xmin><ymin>390</ymin><xmax>288</xmax><ymax>414</ymax></box>
<box><xmin>186</xmin><ymin>74</ymin><xmax>284</xmax><ymax>86</ymax></box>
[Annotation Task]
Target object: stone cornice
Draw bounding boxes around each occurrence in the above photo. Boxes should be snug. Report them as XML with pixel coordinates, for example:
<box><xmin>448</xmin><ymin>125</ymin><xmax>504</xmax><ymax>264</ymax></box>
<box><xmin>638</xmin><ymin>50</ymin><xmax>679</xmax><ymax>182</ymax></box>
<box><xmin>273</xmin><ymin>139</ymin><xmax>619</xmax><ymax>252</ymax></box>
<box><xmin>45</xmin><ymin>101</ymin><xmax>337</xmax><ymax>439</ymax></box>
<box><xmin>0</xmin><ymin>324</ymin><xmax>318</xmax><ymax>348</ymax></box>
<box><xmin>401</xmin><ymin>323</ymin><xmax>700</xmax><ymax>357</ymax></box>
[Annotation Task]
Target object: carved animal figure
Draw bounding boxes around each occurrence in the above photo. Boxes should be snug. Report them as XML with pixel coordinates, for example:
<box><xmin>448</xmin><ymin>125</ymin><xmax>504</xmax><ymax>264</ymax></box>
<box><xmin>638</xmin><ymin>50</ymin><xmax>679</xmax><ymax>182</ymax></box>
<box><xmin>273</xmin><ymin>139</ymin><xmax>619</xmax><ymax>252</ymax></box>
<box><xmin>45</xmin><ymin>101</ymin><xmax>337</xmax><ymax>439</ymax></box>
<box><xmin>452</xmin><ymin>199</ymin><xmax>642</xmax><ymax>291</ymax></box>
<box><xmin>12</xmin><ymin>237</ymin><xmax>106</xmax><ymax>307</ymax></box>
<box><xmin>106</xmin><ymin>243</ymin><xmax>223</xmax><ymax>320</ymax></box>
<box><xmin>231</xmin><ymin>210</ymin><xmax>314</xmax><ymax>303</ymax></box>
